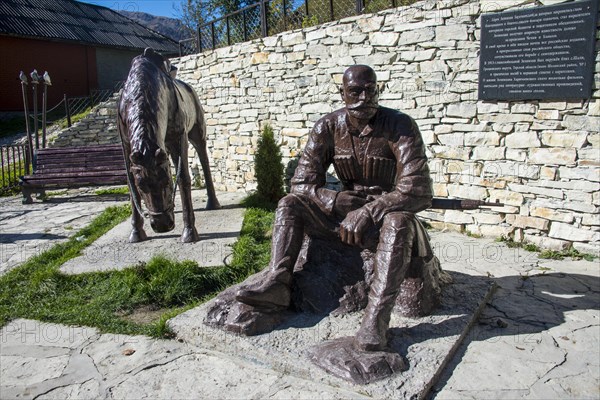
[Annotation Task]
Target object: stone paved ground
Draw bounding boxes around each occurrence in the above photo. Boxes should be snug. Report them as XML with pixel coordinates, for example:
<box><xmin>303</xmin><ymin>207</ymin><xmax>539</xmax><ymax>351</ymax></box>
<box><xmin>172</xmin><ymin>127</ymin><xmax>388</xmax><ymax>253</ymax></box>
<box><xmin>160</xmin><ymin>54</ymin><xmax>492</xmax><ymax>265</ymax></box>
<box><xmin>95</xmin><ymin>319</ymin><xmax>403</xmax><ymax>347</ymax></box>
<box><xmin>1</xmin><ymin>190</ymin><xmax>598</xmax><ymax>399</ymax></box>
<box><xmin>0</xmin><ymin>188</ymin><xmax>129</xmax><ymax>275</ymax></box>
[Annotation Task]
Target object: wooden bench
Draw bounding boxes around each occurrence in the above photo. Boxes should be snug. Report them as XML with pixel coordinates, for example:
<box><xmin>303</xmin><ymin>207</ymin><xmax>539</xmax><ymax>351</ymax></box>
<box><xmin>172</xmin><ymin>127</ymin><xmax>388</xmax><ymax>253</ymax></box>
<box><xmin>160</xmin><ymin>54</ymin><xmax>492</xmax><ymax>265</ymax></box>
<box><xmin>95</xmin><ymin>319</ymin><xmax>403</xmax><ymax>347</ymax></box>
<box><xmin>20</xmin><ymin>144</ymin><xmax>127</xmax><ymax>204</ymax></box>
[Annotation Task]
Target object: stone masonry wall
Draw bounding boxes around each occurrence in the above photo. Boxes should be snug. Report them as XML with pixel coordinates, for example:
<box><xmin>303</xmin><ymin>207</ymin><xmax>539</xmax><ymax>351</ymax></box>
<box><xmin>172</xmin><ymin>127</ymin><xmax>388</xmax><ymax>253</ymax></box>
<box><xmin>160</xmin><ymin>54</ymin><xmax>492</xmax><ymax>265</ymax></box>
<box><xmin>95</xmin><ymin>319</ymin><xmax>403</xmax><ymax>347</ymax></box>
<box><xmin>51</xmin><ymin>94</ymin><xmax>120</xmax><ymax>147</ymax></box>
<box><xmin>172</xmin><ymin>0</ymin><xmax>599</xmax><ymax>254</ymax></box>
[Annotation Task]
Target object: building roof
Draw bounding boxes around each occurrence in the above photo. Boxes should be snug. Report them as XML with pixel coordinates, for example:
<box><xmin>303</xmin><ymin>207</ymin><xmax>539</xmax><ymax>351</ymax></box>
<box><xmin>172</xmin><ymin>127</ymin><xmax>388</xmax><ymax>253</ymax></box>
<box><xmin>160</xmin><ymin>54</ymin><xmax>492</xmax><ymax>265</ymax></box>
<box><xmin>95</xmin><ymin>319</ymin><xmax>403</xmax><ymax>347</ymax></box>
<box><xmin>0</xmin><ymin>0</ymin><xmax>180</xmax><ymax>54</ymax></box>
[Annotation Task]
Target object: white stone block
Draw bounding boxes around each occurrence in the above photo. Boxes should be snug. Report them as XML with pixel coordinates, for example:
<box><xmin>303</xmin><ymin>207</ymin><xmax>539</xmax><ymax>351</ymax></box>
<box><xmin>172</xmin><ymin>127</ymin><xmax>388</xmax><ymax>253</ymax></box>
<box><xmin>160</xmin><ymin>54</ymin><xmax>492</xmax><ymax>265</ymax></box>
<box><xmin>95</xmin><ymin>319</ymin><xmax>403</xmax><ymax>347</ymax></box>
<box><xmin>505</xmin><ymin>131</ymin><xmax>541</xmax><ymax>148</ymax></box>
<box><xmin>464</xmin><ymin>132</ymin><xmax>501</xmax><ymax>146</ymax></box>
<box><xmin>529</xmin><ymin>148</ymin><xmax>577</xmax><ymax>166</ymax></box>
<box><xmin>541</xmin><ymin>131</ymin><xmax>588</xmax><ymax>148</ymax></box>
<box><xmin>400</xmin><ymin>49</ymin><xmax>437</xmax><ymax>62</ymax></box>
<box><xmin>370</xmin><ymin>32</ymin><xmax>399</xmax><ymax>46</ymax></box>
<box><xmin>435</xmin><ymin>24</ymin><xmax>468</xmax><ymax>41</ymax></box>
<box><xmin>511</xmin><ymin>104</ymin><xmax>536</xmax><ymax>114</ymax></box>
<box><xmin>550</xmin><ymin>222</ymin><xmax>600</xmax><ymax>242</ymax></box>
<box><xmin>446</xmin><ymin>103</ymin><xmax>477</xmax><ymax>118</ymax></box>
<box><xmin>398</xmin><ymin>28</ymin><xmax>435</xmax><ymax>45</ymax></box>
<box><xmin>524</xmin><ymin>234</ymin><xmax>571</xmax><ymax>251</ymax></box>
<box><xmin>437</xmin><ymin>133</ymin><xmax>464</xmax><ymax>146</ymax></box>
<box><xmin>472</xmin><ymin>146</ymin><xmax>506</xmax><ymax>160</ymax></box>
<box><xmin>563</xmin><ymin>115</ymin><xmax>600</xmax><ymax>132</ymax></box>
<box><xmin>444</xmin><ymin>210</ymin><xmax>474</xmax><ymax>224</ymax></box>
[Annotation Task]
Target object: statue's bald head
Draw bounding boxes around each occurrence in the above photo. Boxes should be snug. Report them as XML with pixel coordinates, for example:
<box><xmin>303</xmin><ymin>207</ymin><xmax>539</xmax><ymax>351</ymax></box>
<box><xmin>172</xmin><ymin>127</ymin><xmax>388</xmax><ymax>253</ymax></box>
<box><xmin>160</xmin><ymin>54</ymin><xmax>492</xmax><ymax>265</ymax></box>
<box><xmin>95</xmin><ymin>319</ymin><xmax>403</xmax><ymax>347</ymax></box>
<box><xmin>342</xmin><ymin>65</ymin><xmax>377</xmax><ymax>86</ymax></box>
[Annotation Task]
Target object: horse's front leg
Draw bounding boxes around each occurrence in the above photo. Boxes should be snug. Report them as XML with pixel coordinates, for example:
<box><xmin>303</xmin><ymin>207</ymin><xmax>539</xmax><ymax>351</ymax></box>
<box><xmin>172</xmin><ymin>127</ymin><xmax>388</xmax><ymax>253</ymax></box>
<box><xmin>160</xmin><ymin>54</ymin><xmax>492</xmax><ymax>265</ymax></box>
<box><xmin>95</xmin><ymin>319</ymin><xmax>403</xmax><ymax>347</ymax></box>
<box><xmin>129</xmin><ymin>185</ymin><xmax>148</xmax><ymax>243</ymax></box>
<box><xmin>175</xmin><ymin>155</ymin><xmax>200</xmax><ymax>243</ymax></box>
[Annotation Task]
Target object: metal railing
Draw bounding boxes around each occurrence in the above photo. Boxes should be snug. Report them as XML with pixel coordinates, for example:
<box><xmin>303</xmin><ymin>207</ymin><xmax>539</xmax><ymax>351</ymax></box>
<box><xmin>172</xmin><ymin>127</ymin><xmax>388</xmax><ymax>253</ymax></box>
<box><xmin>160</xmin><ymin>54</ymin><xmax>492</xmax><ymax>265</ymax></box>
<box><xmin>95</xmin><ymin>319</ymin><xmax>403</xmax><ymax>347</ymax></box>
<box><xmin>62</xmin><ymin>87</ymin><xmax>119</xmax><ymax>127</ymax></box>
<box><xmin>0</xmin><ymin>144</ymin><xmax>31</xmax><ymax>194</ymax></box>
<box><xmin>179</xmin><ymin>0</ymin><xmax>403</xmax><ymax>55</ymax></box>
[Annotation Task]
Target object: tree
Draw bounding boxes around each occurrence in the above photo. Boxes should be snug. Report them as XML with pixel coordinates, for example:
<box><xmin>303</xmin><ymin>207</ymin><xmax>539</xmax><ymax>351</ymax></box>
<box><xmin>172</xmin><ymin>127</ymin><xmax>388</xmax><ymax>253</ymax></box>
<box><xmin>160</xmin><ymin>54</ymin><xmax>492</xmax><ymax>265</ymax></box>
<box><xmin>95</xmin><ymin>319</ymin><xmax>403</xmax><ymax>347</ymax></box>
<box><xmin>176</xmin><ymin>0</ymin><xmax>216</xmax><ymax>35</ymax></box>
<box><xmin>254</xmin><ymin>124</ymin><xmax>285</xmax><ymax>204</ymax></box>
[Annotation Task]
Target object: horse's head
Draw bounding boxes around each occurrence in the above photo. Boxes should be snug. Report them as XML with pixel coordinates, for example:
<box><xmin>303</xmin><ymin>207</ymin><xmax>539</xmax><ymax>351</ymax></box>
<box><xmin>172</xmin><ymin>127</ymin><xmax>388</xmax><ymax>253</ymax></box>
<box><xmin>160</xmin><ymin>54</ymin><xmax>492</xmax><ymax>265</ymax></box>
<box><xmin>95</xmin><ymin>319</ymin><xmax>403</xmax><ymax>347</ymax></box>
<box><xmin>129</xmin><ymin>148</ymin><xmax>175</xmax><ymax>233</ymax></box>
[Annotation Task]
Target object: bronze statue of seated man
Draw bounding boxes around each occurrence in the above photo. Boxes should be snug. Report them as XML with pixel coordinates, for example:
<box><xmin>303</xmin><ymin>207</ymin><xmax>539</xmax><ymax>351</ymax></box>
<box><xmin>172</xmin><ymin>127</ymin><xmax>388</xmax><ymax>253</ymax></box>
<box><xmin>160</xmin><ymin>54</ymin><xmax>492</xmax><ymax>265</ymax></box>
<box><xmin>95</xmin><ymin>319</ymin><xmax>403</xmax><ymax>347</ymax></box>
<box><xmin>235</xmin><ymin>65</ymin><xmax>434</xmax><ymax>352</ymax></box>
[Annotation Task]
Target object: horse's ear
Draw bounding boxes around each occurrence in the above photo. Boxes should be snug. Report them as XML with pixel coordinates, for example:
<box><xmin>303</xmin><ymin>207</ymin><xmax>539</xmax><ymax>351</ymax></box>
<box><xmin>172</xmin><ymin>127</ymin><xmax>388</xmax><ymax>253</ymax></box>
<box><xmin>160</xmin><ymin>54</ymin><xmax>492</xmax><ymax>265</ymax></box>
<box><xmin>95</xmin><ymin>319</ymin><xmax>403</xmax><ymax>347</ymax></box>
<box><xmin>130</xmin><ymin>151</ymin><xmax>143</xmax><ymax>165</ymax></box>
<box><xmin>155</xmin><ymin>148</ymin><xmax>168</xmax><ymax>164</ymax></box>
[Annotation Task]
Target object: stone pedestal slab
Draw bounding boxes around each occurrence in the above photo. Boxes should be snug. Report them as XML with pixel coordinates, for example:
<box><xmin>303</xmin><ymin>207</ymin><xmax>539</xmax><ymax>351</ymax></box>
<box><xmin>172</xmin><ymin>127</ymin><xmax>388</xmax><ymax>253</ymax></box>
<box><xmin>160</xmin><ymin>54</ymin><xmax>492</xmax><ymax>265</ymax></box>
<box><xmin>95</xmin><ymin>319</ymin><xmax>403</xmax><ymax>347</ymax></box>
<box><xmin>168</xmin><ymin>270</ymin><xmax>495</xmax><ymax>399</ymax></box>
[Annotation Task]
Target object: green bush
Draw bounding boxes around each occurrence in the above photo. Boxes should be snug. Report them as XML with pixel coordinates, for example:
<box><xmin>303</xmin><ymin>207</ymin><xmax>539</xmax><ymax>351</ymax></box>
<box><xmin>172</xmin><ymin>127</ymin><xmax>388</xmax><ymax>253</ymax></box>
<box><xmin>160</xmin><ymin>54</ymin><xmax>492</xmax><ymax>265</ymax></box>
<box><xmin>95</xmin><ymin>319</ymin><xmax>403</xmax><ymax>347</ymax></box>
<box><xmin>255</xmin><ymin>124</ymin><xmax>285</xmax><ymax>205</ymax></box>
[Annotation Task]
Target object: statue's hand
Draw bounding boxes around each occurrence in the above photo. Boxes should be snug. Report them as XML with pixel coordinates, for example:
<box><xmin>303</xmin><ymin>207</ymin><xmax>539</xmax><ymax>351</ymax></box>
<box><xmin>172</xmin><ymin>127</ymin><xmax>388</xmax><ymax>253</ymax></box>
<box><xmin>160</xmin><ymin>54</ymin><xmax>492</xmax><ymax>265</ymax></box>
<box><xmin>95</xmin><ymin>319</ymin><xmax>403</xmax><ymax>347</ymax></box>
<box><xmin>339</xmin><ymin>208</ymin><xmax>374</xmax><ymax>247</ymax></box>
<box><xmin>334</xmin><ymin>191</ymin><xmax>369</xmax><ymax>217</ymax></box>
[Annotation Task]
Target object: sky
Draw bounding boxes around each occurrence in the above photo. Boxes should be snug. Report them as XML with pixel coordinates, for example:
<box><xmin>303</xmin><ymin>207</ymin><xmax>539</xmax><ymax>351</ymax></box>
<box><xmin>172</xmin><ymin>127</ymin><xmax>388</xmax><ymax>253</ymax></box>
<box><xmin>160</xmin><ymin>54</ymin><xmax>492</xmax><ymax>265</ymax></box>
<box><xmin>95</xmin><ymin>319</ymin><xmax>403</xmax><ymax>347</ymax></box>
<box><xmin>80</xmin><ymin>1</ymin><xmax>183</xmax><ymax>18</ymax></box>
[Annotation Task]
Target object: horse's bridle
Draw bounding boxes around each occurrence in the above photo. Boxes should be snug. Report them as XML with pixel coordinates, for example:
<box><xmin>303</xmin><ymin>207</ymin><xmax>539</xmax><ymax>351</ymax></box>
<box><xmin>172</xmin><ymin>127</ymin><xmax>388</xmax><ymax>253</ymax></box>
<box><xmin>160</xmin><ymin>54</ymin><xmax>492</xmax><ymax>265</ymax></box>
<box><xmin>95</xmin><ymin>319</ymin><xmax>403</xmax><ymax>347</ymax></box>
<box><xmin>126</xmin><ymin>151</ymin><xmax>183</xmax><ymax>219</ymax></box>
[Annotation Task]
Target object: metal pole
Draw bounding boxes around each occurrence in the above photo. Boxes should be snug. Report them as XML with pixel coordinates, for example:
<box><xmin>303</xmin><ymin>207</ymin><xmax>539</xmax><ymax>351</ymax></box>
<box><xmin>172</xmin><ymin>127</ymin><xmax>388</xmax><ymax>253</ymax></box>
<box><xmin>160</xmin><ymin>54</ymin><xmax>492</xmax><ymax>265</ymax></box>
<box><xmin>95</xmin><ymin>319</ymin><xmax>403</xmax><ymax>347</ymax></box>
<box><xmin>197</xmin><ymin>27</ymin><xmax>202</xmax><ymax>53</ymax></box>
<box><xmin>42</xmin><ymin>72</ymin><xmax>51</xmax><ymax>148</ymax></box>
<box><xmin>1</xmin><ymin>147</ymin><xmax>5</xmax><ymax>187</ymax></box>
<box><xmin>11</xmin><ymin>146</ymin><xmax>16</xmax><ymax>183</ymax></box>
<box><xmin>30</xmin><ymin>70</ymin><xmax>40</xmax><ymax>150</ymax></box>
<box><xmin>357</xmin><ymin>0</ymin><xmax>365</xmax><ymax>14</ymax></box>
<box><xmin>243</xmin><ymin>10</ymin><xmax>248</xmax><ymax>41</ymax></box>
<box><xmin>260</xmin><ymin>0</ymin><xmax>268</xmax><ymax>37</ymax></box>
<box><xmin>25</xmin><ymin>143</ymin><xmax>31</xmax><ymax>175</ymax></box>
<box><xmin>329</xmin><ymin>0</ymin><xmax>334</xmax><ymax>21</ymax></box>
<box><xmin>19</xmin><ymin>72</ymin><xmax>34</xmax><ymax>163</ymax></box>
<box><xmin>210</xmin><ymin>22</ymin><xmax>217</xmax><ymax>50</ymax></box>
<box><xmin>64</xmin><ymin>94</ymin><xmax>72</xmax><ymax>127</ymax></box>
<box><xmin>226</xmin><ymin>16</ymin><xmax>231</xmax><ymax>46</ymax></box>
<box><xmin>283</xmin><ymin>0</ymin><xmax>288</xmax><ymax>29</ymax></box>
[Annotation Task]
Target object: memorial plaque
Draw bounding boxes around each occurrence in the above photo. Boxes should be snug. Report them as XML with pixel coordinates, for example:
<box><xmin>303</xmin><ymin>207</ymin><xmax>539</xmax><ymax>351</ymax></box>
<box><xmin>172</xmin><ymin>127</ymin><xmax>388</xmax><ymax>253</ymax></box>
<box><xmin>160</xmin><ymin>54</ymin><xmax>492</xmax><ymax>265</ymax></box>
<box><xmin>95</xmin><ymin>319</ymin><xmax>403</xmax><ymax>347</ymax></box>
<box><xmin>479</xmin><ymin>0</ymin><xmax>599</xmax><ymax>100</ymax></box>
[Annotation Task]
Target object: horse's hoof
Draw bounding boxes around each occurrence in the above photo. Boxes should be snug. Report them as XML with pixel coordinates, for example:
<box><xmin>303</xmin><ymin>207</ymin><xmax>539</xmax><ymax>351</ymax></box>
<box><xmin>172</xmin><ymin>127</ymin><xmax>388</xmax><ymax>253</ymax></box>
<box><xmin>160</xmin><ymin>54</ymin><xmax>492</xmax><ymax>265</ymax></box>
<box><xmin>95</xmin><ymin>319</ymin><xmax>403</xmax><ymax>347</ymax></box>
<box><xmin>206</xmin><ymin>197</ymin><xmax>221</xmax><ymax>210</ymax></box>
<box><xmin>129</xmin><ymin>230</ymin><xmax>148</xmax><ymax>243</ymax></box>
<box><xmin>181</xmin><ymin>227</ymin><xmax>200</xmax><ymax>243</ymax></box>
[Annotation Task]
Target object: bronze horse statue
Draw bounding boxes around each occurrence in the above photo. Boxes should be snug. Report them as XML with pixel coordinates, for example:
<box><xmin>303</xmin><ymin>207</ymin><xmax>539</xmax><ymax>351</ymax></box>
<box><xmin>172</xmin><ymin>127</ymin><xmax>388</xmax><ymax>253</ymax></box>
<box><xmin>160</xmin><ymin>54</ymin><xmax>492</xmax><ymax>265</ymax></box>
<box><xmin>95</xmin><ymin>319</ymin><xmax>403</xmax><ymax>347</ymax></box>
<box><xmin>117</xmin><ymin>48</ymin><xmax>220</xmax><ymax>243</ymax></box>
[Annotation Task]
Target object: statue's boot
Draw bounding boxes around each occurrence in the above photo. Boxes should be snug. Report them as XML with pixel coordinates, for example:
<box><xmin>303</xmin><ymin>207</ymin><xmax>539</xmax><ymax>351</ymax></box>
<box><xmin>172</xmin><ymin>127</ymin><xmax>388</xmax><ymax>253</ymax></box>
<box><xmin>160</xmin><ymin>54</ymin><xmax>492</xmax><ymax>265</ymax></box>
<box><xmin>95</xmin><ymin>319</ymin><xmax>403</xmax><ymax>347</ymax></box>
<box><xmin>236</xmin><ymin>220</ymin><xmax>303</xmax><ymax>310</ymax></box>
<box><xmin>354</xmin><ymin>244</ymin><xmax>411</xmax><ymax>352</ymax></box>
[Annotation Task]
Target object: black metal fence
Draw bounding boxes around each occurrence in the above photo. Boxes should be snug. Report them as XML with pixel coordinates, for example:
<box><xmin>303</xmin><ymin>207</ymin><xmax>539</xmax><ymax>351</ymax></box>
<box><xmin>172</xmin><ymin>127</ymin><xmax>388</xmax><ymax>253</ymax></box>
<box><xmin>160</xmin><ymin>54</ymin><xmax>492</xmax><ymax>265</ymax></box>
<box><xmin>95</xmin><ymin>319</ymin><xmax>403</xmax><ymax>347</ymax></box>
<box><xmin>62</xmin><ymin>87</ymin><xmax>118</xmax><ymax>127</ymax></box>
<box><xmin>0</xmin><ymin>85</ymin><xmax>120</xmax><ymax>194</ymax></box>
<box><xmin>0</xmin><ymin>144</ymin><xmax>31</xmax><ymax>194</ymax></box>
<box><xmin>179</xmin><ymin>0</ymin><xmax>402</xmax><ymax>55</ymax></box>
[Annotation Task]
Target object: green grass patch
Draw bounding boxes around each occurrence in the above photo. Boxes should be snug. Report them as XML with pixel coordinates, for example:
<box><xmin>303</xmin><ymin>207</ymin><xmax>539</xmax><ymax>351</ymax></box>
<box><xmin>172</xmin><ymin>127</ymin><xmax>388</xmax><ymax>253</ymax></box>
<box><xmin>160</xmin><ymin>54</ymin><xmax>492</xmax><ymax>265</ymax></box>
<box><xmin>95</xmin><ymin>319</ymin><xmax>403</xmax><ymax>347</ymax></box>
<box><xmin>95</xmin><ymin>186</ymin><xmax>129</xmax><ymax>196</ymax></box>
<box><xmin>497</xmin><ymin>236</ymin><xmax>596</xmax><ymax>261</ymax></box>
<box><xmin>59</xmin><ymin>107</ymin><xmax>92</xmax><ymax>129</ymax></box>
<box><xmin>0</xmin><ymin>202</ymin><xmax>275</xmax><ymax>338</ymax></box>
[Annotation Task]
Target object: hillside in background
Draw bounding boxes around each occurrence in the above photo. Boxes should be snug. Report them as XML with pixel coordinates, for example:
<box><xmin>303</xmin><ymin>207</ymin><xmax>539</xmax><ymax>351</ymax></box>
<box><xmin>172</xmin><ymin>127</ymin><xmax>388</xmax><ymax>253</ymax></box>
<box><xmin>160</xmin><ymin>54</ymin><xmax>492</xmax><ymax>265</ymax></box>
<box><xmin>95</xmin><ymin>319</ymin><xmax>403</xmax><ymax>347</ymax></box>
<box><xmin>119</xmin><ymin>10</ymin><xmax>191</xmax><ymax>42</ymax></box>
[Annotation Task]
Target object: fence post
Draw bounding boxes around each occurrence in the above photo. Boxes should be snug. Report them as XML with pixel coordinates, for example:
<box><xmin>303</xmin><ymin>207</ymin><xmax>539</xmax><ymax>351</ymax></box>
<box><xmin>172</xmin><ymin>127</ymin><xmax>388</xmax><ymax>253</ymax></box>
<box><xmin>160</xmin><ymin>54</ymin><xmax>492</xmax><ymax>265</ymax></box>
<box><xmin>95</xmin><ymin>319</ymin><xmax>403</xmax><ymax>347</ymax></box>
<box><xmin>19</xmin><ymin>71</ymin><xmax>34</xmax><ymax>164</ymax></box>
<box><xmin>260</xmin><ymin>0</ymin><xmax>268</xmax><ymax>37</ymax></box>
<box><xmin>283</xmin><ymin>0</ymin><xmax>288</xmax><ymax>29</ymax></box>
<box><xmin>25</xmin><ymin>144</ymin><xmax>31</xmax><ymax>175</ymax></box>
<box><xmin>211</xmin><ymin>23</ymin><xmax>216</xmax><ymax>50</ymax></box>
<box><xmin>64</xmin><ymin>94</ymin><xmax>72</xmax><ymax>127</ymax></box>
<box><xmin>30</xmin><ymin>71</ymin><xmax>40</xmax><ymax>150</ymax></box>
<box><xmin>226</xmin><ymin>16</ymin><xmax>231</xmax><ymax>46</ymax></box>
<box><xmin>243</xmin><ymin>10</ymin><xmax>248</xmax><ymax>41</ymax></box>
<box><xmin>0</xmin><ymin>148</ymin><xmax>5</xmax><ymax>187</ymax></box>
<box><xmin>197</xmin><ymin>28</ymin><xmax>202</xmax><ymax>53</ymax></box>
<box><xmin>329</xmin><ymin>0</ymin><xmax>334</xmax><ymax>21</ymax></box>
<box><xmin>356</xmin><ymin>0</ymin><xmax>364</xmax><ymax>14</ymax></box>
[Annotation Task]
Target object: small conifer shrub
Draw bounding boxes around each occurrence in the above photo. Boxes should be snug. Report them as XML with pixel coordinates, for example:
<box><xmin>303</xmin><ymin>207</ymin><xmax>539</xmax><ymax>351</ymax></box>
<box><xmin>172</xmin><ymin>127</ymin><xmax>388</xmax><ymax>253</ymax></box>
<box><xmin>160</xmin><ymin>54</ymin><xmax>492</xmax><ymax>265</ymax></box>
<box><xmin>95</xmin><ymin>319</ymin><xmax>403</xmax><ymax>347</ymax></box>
<box><xmin>254</xmin><ymin>124</ymin><xmax>285</xmax><ymax>204</ymax></box>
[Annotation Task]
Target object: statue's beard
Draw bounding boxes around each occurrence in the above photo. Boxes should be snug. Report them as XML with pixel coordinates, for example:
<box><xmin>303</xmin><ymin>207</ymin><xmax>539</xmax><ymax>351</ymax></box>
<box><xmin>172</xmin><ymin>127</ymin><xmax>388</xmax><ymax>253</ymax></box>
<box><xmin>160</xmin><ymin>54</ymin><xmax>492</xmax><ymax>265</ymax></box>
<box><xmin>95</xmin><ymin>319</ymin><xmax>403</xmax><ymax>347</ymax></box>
<box><xmin>347</xmin><ymin>105</ymin><xmax>378</xmax><ymax>121</ymax></box>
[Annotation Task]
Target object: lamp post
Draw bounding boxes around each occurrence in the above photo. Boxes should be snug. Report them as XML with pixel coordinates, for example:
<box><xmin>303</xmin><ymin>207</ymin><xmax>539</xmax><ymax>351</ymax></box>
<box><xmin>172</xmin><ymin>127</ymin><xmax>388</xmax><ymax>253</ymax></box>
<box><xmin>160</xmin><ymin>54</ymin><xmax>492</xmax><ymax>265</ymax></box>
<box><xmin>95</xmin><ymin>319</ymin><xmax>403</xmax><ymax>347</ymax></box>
<box><xmin>19</xmin><ymin>71</ymin><xmax>34</xmax><ymax>162</ymax></box>
<box><xmin>42</xmin><ymin>71</ymin><xmax>52</xmax><ymax>148</ymax></box>
<box><xmin>30</xmin><ymin>70</ymin><xmax>40</xmax><ymax>150</ymax></box>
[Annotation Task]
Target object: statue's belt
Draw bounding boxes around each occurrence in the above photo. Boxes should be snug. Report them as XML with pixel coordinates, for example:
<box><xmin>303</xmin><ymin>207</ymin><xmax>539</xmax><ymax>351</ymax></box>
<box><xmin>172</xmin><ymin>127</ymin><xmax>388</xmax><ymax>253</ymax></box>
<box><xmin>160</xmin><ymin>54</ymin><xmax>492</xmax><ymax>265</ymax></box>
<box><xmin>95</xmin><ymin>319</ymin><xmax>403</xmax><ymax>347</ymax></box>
<box><xmin>333</xmin><ymin>155</ymin><xmax>396</xmax><ymax>189</ymax></box>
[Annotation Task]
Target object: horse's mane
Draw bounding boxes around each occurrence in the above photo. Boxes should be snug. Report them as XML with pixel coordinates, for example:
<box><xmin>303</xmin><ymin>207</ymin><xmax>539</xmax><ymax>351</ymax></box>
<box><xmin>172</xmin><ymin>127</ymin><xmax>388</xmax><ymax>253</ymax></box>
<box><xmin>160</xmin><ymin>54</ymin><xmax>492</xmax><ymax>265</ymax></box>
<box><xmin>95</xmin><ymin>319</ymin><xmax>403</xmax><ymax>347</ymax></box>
<box><xmin>121</xmin><ymin>49</ymin><xmax>172</xmax><ymax>159</ymax></box>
